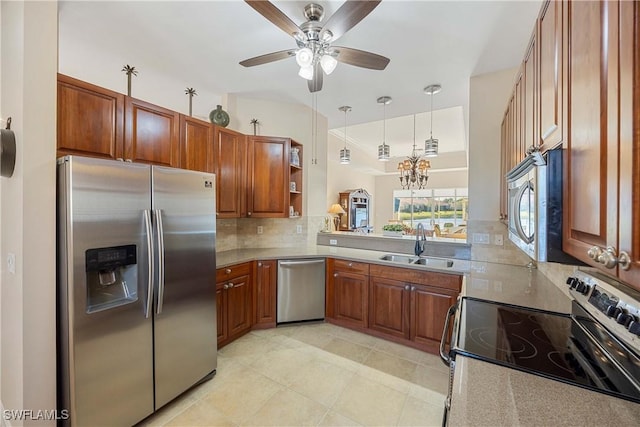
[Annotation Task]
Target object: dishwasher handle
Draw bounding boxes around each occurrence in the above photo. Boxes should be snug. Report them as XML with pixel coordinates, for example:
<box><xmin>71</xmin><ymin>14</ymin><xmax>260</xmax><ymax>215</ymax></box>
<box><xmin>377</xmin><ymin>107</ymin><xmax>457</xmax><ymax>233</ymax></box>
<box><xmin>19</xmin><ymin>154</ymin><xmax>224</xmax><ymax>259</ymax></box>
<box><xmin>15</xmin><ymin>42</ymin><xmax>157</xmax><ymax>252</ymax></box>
<box><xmin>278</xmin><ymin>259</ymin><xmax>326</xmax><ymax>267</ymax></box>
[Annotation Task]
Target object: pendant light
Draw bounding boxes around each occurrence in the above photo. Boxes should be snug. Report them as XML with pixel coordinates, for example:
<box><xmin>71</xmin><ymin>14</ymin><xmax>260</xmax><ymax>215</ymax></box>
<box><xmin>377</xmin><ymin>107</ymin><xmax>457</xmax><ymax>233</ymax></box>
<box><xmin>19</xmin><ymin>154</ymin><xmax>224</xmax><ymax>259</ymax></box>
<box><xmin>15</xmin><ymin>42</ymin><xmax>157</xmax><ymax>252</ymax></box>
<box><xmin>424</xmin><ymin>84</ymin><xmax>441</xmax><ymax>157</ymax></box>
<box><xmin>338</xmin><ymin>105</ymin><xmax>351</xmax><ymax>164</ymax></box>
<box><xmin>377</xmin><ymin>96</ymin><xmax>391</xmax><ymax>161</ymax></box>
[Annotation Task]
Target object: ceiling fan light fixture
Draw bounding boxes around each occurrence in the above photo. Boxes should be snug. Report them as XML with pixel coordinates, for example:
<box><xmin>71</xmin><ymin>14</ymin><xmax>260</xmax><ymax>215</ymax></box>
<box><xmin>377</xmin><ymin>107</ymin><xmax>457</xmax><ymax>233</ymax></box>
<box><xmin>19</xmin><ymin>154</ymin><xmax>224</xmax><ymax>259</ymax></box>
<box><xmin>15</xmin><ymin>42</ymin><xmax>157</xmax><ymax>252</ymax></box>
<box><xmin>295</xmin><ymin>47</ymin><xmax>314</xmax><ymax>67</ymax></box>
<box><xmin>320</xmin><ymin>54</ymin><xmax>337</xmax><ymax>75</ymax></box>
<box><xmin>298</xmin><ymin>65</ymin><xmax>314</xmax><ymax>80</ymax></box>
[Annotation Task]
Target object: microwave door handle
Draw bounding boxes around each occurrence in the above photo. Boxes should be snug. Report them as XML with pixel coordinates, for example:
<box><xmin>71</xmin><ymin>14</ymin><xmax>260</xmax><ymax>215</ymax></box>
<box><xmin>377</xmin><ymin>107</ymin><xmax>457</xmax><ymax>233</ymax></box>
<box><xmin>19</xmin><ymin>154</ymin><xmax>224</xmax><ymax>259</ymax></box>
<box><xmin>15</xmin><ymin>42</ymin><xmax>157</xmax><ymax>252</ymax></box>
<box><xmin>155</xmin><ymin>209</ymin><xmax>165</xmax><ymax>315</ymax></box>
<box><xmin>143</xmin><ymin>210</ymin><xmax>154</xmax><ymax>318</ymax></box>
<box><xmin>440</xmin><ymin>302</ymin><xmax>458</xmax><ymax>366</ymax></box>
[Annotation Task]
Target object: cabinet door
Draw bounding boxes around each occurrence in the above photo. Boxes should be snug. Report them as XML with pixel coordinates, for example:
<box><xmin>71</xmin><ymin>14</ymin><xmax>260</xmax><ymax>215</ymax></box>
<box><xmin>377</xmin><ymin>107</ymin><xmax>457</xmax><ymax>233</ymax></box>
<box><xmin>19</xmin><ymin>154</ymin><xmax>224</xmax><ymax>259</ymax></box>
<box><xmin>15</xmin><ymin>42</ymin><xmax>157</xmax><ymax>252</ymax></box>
<box><xmin>500</xmin><ymin>113</ymin><xmax>508</xmax><ymax>219</ymax></box>
<box><xmin>57</xmin><ymin>74</ymin><xmax>124</xmax><ymax>159</ymax></box>
<box><xmin>368</xmin><ymin>276</ymin><xmax>409</xmax><ymax>340</ymax></box>
<box><xmin>523</xmin><ymin>31</ymin><xmax>537</xmax><ymax>152</ymax></box>
<box><xmin>124</xmin><ymin>97</ymin><xmax>180</xmax><ymax>167</ymax></box>
<box><xmin>618</xmin><ymin>0</ymin><xmax>640</xmax><ymax>288</ymax></box>
<box><xmin>226</xmin><ymin>274</ymin><xmax>253</xmax><ymax>339</ymax></box>
<box><xmin>410</xmin><ymin>285</ymin><xmax>458</xmax><ymax>351</ymax></box>
<box><xmin>254</xmin><ymin>260</ymin><xmax>277</xmax><ymax>327</ymax></box>
<box><xmin>214</xmin><ymin>127</ymin><xmax>245</xmax><ymax>218</ymax></box>
<box><xmin>538</xmin><ymin>0</ymin><xmax>565</xmax><ymax>150</ymax></box>
<box><xmin>180</xmin><ymin>115</ymin><xmax>214</xmax><ymax>173</ymax></box>
<box><xmin>564</xmin><ymin>0</ymin><xmax>619</xmax><ymax>266</ymax></box>
<box><xmin>247</xmin><ymin>136</ymin><xmax>289</xmax><ymax>218</ymax></box>
<box><xmin>216</xmin><ymin>283</ymin><xmax>227</xmax><ymax>346</ymax></box>
<box><xmin>333</xmin><ymin>271</ymin><xmax>368</xmax><ymax>328</ymax></box>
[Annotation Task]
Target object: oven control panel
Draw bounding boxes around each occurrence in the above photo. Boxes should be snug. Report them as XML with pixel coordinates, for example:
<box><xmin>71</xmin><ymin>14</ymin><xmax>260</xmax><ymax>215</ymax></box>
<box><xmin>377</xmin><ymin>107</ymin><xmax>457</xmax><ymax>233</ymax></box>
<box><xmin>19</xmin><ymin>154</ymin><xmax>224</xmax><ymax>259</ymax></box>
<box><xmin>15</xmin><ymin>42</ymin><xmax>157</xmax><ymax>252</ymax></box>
<box><xmin>567</xmin><ymin>270</ymin><xmax>640</xmax><ymax>351</ymax></box>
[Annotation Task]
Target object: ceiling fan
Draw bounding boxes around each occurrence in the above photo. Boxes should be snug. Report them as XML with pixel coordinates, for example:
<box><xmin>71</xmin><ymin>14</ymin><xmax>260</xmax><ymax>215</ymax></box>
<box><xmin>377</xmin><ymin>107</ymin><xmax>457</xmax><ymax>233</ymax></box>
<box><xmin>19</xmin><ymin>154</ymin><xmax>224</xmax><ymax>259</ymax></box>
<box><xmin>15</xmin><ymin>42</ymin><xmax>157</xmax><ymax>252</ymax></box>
<box><xmin>239</xmin><ymin>0</ymin><xmax>390</xmax><ymax>93</ymax></box>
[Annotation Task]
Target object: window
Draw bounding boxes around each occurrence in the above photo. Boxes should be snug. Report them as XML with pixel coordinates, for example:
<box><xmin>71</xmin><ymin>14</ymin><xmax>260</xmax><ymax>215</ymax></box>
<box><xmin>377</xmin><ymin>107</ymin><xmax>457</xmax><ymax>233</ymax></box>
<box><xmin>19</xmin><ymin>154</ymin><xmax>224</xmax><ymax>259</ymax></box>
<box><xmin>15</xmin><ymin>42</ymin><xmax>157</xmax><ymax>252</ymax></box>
<box><xmin>392</xmin><ymin>188</ymin><xmax>468</xmax><ymax>234</ymax></box>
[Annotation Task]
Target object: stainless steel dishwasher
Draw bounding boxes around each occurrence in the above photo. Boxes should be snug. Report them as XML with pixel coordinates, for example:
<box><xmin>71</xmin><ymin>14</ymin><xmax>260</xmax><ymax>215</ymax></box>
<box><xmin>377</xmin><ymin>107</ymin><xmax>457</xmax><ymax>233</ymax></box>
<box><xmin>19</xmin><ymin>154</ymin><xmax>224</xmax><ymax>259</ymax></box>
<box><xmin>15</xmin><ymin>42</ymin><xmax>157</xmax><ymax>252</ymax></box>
<box><xmin>277</xmin><ymin>258</ymin><xmax>326</xmax><ymax>324</ymax></box>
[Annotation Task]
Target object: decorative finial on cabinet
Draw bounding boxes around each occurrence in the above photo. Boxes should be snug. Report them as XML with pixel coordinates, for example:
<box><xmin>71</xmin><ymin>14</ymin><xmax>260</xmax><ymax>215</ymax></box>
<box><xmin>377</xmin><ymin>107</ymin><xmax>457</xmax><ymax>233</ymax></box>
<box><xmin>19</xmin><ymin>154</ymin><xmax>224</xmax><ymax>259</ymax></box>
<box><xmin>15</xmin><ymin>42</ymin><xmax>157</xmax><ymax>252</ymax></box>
<box><xmin>185</xmin><ymin>88</ymin><xmax>197</xmax><ymax>117</ymax></box>
<box><xmin>121</xmin><ymin>65</ymin><xmax>138</xmax><ymax>96</ymax></box>
<box><xmin>250</xmin><ymin>118</ymin><xmax>260</xmax><ymax>136</ymax></box>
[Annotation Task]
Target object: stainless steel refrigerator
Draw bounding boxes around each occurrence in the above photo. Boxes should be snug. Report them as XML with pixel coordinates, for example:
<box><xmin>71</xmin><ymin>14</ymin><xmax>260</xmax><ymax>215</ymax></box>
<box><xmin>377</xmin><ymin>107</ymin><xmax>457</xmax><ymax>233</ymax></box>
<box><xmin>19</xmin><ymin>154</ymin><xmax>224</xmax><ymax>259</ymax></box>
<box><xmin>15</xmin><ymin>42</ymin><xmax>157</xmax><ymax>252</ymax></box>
<box><xmin>57</xmin><ymin>155</ymin><xmax>217</xmax><ymax>426</ymax></box>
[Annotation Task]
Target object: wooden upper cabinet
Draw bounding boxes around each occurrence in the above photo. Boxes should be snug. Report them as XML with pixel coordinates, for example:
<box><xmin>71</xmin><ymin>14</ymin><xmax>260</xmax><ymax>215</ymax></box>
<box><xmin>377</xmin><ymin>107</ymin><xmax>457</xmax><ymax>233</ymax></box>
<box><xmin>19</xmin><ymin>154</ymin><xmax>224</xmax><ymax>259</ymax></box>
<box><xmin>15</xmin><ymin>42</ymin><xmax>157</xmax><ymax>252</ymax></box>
<box><xmin>214</xmin><ymin>126</ymin><xmax>246</xmax><ymax>218</ymax></box>
<box><xmin>617</xmin><ymin>0</ymin><xmax>640</xmax><ymax>288</ymax></box>
<box><xmin>57</xmin><ymin>74</ymin><xmax>124</xmax><ymax>159</ymax></box>
<box><xmin>124</xmin><ymin>97</ymin><xmax>180</xmax><ymax>167</ymax></box>
<box><xmin>180</xmin><ymin>115</ymin><xmax>214</xmax><ymax>173</ymax></box>
<box><xmin>523</xmin><ymin>31</ymin><xmax>537</xmax><ymax>152</ymax></box>
<box><xmin>538</xmin><ymin>0</ymin><xmax>566</xmax><ymax>151</ymax></box>
<box><xmin>247</xmin><ymin>136</ymin><xmax>290</xmax><ymax>218</ymax></box>
<box><xmin>564</xmin><ymin>0</ymin><xmax>619</xmax><ymax>267</ymax></box>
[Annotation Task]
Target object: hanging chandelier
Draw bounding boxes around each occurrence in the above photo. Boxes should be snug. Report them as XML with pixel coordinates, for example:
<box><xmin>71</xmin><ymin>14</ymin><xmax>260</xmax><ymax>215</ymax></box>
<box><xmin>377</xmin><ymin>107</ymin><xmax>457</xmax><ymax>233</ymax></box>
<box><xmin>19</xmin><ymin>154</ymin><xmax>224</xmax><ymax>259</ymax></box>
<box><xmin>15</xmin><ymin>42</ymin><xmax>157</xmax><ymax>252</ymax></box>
<box><xmin>338</xmin><ymin>105</ymin><xmax>351</xmax><ymax>164</ymax></box>
<box><xmin>398</xmin><ymin>114</ymin><xmax>430</xmax><ymax>189</ymax></box>
<box><xmin>377</xmin><ymin>96</ymin><xmax>391</xmax><ymax>161</ymax></box>
<box><xmin>424</xmin><ymin>84</ymin><xmax>441</xmax><ymax>157</ymax></box>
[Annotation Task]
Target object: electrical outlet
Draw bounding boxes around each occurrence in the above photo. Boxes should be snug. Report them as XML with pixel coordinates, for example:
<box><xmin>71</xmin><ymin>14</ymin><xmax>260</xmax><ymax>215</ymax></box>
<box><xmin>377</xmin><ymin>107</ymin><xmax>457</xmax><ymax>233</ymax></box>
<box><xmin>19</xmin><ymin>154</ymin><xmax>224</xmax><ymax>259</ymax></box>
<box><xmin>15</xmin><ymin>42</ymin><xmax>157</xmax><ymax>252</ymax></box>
<box><xmin>472</xmin><ymin>233</ymin><xmax>490</xmax><ymax>244</ymax></box>
<box><xmin>257</xmin><ymin>226</ymin><xmax>263</xmax><ymax>234</ymax></box>
<box><xmin>329</xmin><ymin>239</ymin><xmax>338</xmax><ymax>245</ymax></box>
<box><xmin>7</xmin><ymin>253</ymin><xmax>16</xmax><ymax>274</ymax></box>
<box><xmin>296</xmin><ymin>225</ymin><xmax>303</xmax><ymax>234</ymax></box>
<box><xmin>493</xmin><ymin>234</ymin><xmax>504</xmax><ymax>246</ymax></box>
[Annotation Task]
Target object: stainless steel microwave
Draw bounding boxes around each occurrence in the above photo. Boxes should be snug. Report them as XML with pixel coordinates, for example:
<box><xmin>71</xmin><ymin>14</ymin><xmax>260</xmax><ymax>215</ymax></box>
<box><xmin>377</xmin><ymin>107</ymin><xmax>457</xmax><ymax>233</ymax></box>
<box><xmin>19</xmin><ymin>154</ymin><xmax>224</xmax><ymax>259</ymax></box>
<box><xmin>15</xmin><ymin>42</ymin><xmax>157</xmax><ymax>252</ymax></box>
<box><xmin>506</xmin><ymin>147</ymin><xmax>583</xmax><ymax>264</ymax></box>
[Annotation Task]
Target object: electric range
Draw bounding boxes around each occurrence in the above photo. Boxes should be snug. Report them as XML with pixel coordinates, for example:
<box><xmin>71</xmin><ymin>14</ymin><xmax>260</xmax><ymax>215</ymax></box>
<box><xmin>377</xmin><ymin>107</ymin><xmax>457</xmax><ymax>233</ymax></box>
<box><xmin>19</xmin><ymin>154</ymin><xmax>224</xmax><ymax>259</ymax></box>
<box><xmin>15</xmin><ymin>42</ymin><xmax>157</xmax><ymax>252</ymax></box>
<box><xmin>440</xmin><ymin>269</ymin><xmax>640</xmax><ymax>425</ymax></box>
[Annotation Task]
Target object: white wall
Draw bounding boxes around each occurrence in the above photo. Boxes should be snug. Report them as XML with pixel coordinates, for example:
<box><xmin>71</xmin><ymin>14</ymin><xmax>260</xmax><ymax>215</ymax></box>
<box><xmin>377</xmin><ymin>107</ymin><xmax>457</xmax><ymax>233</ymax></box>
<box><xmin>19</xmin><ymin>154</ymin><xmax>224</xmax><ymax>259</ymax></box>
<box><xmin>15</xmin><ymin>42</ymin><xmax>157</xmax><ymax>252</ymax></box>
<box><xmin>1</xmin><ymin>0</ymin><xmax>57</xmax><ymax>423</ymax></box>
<box><xmin>468</xmin><ymin>67</ymin><xmax>517</xmax><ymax>220</ymax></box>
<box><xmin>373</xmin><ymin>169</ymin><xmax>468</xmax><ymax>232</ymax></box>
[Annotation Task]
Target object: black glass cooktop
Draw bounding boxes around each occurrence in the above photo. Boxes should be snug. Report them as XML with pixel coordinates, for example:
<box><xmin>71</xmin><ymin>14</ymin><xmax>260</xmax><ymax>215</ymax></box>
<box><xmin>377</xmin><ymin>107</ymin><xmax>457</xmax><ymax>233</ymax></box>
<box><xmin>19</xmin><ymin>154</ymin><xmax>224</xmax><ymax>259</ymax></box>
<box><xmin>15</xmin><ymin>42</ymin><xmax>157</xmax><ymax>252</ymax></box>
<box><xmin>452</xmin><ymin>297</ymin><xmax>640</xmax><ymax>403</ymax></box>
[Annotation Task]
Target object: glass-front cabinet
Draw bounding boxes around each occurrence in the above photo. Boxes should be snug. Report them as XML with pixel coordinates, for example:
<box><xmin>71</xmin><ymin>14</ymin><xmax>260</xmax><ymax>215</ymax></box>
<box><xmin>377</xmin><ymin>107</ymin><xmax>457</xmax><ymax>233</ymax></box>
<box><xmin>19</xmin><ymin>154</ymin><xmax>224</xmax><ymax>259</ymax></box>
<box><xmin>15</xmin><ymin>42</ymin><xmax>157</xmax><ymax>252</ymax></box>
<box><xmin>338</xmin><ymin>189</ymin><xmax>371</xmax><ymax>231</ymax></box>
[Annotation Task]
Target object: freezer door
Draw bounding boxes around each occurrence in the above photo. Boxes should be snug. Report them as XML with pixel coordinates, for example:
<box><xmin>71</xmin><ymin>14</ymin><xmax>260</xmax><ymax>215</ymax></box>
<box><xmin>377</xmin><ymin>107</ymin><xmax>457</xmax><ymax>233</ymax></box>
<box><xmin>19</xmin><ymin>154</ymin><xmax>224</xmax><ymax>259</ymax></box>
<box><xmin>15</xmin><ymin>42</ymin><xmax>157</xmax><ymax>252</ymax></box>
<box><xmin>152</xmin><ymin>166</ymin><xmax>217</xmax><ymax>408</ymax></box>
<box><xmin>57</xmin><ymin>156</ymin><xmax>154</xmax><ymax>426</ymax></box>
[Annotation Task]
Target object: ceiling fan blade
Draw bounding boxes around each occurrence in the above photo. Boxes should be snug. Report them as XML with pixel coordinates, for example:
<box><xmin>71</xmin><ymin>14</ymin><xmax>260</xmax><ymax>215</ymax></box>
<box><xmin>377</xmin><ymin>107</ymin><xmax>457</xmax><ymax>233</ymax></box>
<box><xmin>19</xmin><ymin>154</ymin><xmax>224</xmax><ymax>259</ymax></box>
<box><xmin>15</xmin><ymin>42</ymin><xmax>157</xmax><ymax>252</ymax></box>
<box><xmin>308</xmin><ymin>62</ymin><xmax>323</xmax><ymax>93</ymax></box>
<box><xmin>245</xmin><ymin>0</ymin><xmax>300</xmax><ymax>37</ymax></box>
<box><xmin>239</xmin><ymin>49</ymin><xmax>296</xmax><ymax>67</ymax></box>
<box><xmin>320</xmin><ymin>0</ymin><xmax>381</xmax><ymax>42</ymax></box>
<box><xmin>334</xmin><ymin>46</ymin><xmax>390</xmax><ymax>70</ymax></box>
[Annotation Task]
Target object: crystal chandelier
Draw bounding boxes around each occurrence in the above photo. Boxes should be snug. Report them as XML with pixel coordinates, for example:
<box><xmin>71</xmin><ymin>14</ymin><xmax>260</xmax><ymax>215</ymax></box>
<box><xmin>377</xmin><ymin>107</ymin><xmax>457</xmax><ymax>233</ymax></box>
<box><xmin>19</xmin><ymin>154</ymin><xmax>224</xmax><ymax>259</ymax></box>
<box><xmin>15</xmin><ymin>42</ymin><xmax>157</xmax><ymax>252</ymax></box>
<box><xmin>424</xmin><ymin>84</ymin><xmax>441</xmax><ymax>157</ymax></box>
<box><xmin>377</xmin><ymin>96</ymin><xmax>391</xmax><ymax>161</ymax></box>
<box><xmin>398</xmin><ymin>115</ymin><xmax>431</xmax><ymax>189</ymax></box>
<box><xmin>338</xmin><ymin>105</ymin><xmax>351</xmax><ymax>164</ymax></box>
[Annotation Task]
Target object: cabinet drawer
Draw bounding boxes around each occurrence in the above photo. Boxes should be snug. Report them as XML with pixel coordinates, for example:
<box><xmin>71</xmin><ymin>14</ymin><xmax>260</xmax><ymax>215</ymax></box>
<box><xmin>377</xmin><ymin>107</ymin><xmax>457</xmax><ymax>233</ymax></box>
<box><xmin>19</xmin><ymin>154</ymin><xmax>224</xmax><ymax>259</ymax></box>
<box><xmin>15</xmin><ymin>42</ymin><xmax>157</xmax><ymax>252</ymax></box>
<box><xmin>369</xmin><ymin>264</ymin><xmax>461</xmax><ymax>292</ymax></box>
<box><xmin>334</xmin><ymin>259</ymin><xmax>370</xmax><ymax>275</ymax></box>
<box><xmin>216</xmin><ymin>262</ymin><xmax>253</xmax><ymax>282</ymax></box>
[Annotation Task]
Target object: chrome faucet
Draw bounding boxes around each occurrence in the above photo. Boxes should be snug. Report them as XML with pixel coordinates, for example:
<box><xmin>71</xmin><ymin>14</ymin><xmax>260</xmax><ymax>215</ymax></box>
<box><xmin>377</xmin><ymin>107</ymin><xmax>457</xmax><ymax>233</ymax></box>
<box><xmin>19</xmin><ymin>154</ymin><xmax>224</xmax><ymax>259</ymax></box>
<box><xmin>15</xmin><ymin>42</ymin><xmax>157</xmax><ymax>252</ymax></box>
<box><xmin>415</xmin><ymin>223</ymin><xmax>426</xmax><ymax>256</ymax></box>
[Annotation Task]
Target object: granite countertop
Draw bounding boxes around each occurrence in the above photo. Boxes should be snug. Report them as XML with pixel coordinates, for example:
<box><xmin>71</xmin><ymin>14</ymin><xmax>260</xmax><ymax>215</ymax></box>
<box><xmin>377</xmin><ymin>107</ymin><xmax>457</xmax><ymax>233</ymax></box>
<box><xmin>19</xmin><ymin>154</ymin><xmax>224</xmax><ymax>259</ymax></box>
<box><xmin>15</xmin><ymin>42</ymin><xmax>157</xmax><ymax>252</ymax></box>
<box><xmin>216</xmin><ymin>246</ymin><xmax>640</xmax><ymax>425</ymax></box>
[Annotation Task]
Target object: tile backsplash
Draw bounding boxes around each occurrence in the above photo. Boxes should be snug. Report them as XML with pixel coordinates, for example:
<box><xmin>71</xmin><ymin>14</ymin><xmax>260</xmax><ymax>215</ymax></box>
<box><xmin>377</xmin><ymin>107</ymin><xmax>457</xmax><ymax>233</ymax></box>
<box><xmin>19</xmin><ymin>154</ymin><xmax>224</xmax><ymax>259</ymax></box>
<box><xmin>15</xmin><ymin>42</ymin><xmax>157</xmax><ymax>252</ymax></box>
<box><xmin>217</xmin><ymin>216</ymin><xmax>327</xmax><ymax>251</ymax></box>
<box><xmin>467</xmin><ymin>220</ymin><xmax>532</xmax><ymax>266</ymax></box>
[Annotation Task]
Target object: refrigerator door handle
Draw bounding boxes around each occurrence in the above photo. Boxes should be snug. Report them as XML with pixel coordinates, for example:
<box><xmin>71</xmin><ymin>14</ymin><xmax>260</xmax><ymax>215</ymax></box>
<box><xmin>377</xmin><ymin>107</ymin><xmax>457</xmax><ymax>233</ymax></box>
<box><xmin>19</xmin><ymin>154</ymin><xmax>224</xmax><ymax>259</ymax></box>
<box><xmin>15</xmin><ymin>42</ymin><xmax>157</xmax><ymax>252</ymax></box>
<box><xmin>155</xmin><ymin>209</ymin><xmax>166</xmax><ymax>315</ymax></box>
<box><xmin>143</xmin><ymin>209</ymin><xmax>154</xmax><ymax>318</ymax></box>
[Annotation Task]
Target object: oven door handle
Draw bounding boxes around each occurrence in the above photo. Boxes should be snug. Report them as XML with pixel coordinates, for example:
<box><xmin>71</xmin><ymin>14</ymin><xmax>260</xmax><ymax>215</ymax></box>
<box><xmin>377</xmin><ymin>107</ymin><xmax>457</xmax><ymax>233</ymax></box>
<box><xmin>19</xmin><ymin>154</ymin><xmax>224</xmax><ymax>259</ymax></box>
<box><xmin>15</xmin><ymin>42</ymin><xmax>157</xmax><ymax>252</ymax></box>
<box><xmin>440</xmin><ymin>302</ymin><xmax>459</xmax><ymax>366</ymax></box>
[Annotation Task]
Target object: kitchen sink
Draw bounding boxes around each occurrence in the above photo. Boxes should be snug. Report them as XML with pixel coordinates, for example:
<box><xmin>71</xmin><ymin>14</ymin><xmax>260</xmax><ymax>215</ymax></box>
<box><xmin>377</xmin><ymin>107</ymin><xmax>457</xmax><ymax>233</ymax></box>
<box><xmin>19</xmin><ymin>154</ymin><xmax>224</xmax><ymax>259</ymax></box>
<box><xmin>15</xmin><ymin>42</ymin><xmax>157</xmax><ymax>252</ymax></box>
<box><xmin>379</xmin><ymin>254</ymin><xmax>418</xmax><ymax>263</ymax></box>
<box><xmin>412</xmin><ymin>257</ymin><xmax>454</xmax><ymax>268</ymax></box>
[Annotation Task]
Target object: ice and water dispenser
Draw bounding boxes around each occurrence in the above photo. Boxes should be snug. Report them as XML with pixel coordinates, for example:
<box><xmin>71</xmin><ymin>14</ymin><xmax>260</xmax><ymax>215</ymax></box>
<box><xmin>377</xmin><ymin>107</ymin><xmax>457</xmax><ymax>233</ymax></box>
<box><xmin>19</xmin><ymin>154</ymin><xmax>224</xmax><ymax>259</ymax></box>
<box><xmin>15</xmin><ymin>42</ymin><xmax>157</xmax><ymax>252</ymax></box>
<box><xmin>85</xmin><ymin>244</ymin><xmax>138</xmax><ymax>313</ymax></box>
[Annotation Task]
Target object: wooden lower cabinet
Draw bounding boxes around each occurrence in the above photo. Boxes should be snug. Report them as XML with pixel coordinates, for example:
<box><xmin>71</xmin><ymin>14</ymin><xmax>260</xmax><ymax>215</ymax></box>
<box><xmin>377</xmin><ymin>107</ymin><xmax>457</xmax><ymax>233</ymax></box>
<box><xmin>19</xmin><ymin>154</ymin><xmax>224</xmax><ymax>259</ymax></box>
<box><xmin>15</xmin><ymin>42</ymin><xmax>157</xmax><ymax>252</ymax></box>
<box><xmin>254</xmin><ymin>260</ymin><xmax>277</xmax><ymax>328</ymax></box>
<box><xmin>216</xmin><ymin>263</ymin><xmax>253</xmax><ymax>348</ymax></box>
<box><xmin>410</xmin><ymin>285</ymin><xmax>458</xmax><ymax>351</ymax></box>
<box><xmin>368</xmin><ymin>277</ymin><xmax>410</xmax><ymax>340</ymax></box>
<box><xmin>326</xmin><ymin>258</ymin><xmax>369</xmax><ymax>329</ymax></box>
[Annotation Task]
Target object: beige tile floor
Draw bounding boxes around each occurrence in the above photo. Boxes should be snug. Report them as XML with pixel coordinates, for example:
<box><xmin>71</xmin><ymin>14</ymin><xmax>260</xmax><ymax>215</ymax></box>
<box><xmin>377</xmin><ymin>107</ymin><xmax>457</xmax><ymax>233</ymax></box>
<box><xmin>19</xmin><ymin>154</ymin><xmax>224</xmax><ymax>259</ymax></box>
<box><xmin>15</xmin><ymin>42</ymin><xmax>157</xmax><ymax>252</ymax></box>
<box><xmin>138</xmin><ymin>323</ymin><xmax>448</xmax><ymax>427</ymax></box>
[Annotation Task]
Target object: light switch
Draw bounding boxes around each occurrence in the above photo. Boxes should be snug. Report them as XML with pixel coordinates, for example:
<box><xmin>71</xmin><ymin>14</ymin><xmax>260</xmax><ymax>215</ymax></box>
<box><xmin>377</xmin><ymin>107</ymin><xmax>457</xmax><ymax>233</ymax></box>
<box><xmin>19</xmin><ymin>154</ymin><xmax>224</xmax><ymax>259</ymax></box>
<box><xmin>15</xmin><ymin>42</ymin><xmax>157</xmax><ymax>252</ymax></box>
<box><xmin>493</xmin><ymin>234</ymin><xmax>504</xmax><ymax>246</ymax></box>
<box><xmin>257</xmin><ymin>226</ymin><xmax>263</xmax><ymax>234</ymax></box>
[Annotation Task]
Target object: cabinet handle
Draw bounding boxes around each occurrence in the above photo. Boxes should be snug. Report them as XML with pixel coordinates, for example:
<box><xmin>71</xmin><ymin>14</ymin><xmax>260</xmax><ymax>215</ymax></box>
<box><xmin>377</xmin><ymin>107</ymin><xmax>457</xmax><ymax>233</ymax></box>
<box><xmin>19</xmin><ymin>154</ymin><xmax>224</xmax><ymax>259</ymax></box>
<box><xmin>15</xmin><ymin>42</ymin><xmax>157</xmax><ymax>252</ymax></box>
<box><xmin>587</xmin><ymin>246</ymin><xmax>602</xmax><ymax>260</ymax></box>
<box><xmin>334</xmin><ymin>273</ymin><xmax>338</xmax><ymax>278</ymax></box>
<box><xmin>595</xmin><ymin>246</ymin><xmax>632</xmax><ymax>270</ymax></box>
<box><xmin>248</xmin><ymin>212</ymin><xmax>252</xmax><ymax>216</ymax></box>
<box><xmin>225</xmin><ymin>268</ymin><xmax>232</xmax><ymax>274</ymax></box>
<box><xmin>228</xmin><ymin>283</ymin><xmax>234</xmax><ymax>288</ymax></box>
<box><xmin>116</xmin><ymin>158</ymin><xmax>124</xmax><ymax>162</ymax></box>
<box><xmin>258</xmin><ymin>262</ymin><xmax>262</xmax><ymax>267</ymax></box>
<box><xmin>411</xmin><ymin>286</ymin><xmax>416</xmax><ymax>291</ymax></box>
<box><xmin>404</xmin><ymin>285</ymin><xmax>410</xmax><ymax>291</ymax></box>
<box><xmin>348</xmin><ymin>262</ymin><xmax>353</xmax><ymax>268</ymax></box>
<box><xmin>223</xmin><ymin>284</ymin><xmax>229</xmax><ymax>290</ymax></box>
